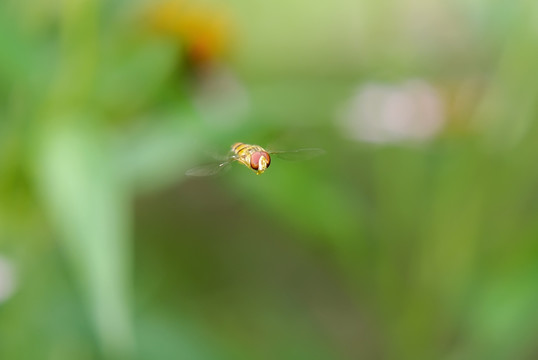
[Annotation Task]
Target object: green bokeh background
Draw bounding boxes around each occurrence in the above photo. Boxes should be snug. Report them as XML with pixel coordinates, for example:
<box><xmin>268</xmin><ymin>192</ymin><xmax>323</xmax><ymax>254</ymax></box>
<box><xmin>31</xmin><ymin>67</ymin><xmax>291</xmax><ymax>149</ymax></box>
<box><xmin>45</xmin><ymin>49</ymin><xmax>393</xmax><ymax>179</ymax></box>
<box><xmin>2</xmin><ymin>0</ymin><xmax>538</xmax><ymax>359</ymax></box>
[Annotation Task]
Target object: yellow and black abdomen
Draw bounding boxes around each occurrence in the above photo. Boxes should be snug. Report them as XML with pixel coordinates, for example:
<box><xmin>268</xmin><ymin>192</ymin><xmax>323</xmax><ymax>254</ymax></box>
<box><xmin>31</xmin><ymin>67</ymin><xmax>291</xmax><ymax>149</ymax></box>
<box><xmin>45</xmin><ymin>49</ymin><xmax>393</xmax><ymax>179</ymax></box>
<box><xmin>231</xmin><ymin>142</ymin><xmax>251</xmax><ymax>157</ymax></box>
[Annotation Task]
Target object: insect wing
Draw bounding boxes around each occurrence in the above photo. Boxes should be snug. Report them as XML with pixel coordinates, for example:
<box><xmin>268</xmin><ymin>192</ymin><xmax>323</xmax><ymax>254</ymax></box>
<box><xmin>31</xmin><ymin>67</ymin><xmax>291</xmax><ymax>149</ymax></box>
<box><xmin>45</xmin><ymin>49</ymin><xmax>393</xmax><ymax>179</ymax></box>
<box><xmin>269</xmin><ymin>148</ymin><xmax>325</xmax><ymax>161</ymax></box>
<box><xmin>185</xmin><ymin>160</ymin><xmax>233</xmax><ymax>176</ymax></box>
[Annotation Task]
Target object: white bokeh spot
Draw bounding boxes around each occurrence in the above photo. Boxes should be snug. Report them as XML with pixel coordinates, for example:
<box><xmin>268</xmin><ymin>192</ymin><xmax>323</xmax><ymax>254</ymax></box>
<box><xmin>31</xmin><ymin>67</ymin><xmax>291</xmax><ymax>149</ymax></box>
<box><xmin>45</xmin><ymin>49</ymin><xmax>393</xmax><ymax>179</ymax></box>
<box><xmin>339</xmin><ymin>80</ymin><xmax>445</xmax><ymax>144</ymax></box>
<box><xmin>0</xmin><ymin>256</ymin><xmax>16</xmax><ymax>304</ymax></box>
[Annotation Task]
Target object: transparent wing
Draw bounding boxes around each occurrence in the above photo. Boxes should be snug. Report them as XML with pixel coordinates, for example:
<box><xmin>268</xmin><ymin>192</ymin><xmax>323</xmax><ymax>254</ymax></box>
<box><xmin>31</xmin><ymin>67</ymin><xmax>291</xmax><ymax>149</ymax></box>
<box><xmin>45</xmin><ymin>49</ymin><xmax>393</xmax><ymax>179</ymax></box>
<box><xmin>205</xmin><ymin>150</ymin><xmax>230</xmax><ymax>162</ymax></box>
<box><xmin>185</xmin><ymin>160</ymin><xmax>233</xmax><ymax>176</ymax></box>
<box><xmin>269</xmin><ymin>148</ymin><xmax>325</xmax><ymax>161</ymax></box>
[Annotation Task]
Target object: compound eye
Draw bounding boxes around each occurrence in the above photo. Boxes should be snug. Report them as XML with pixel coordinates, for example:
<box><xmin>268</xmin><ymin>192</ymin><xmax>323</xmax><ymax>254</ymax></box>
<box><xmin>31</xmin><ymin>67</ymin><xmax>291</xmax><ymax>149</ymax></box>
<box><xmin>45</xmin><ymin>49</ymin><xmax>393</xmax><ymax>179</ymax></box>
<box><xmin>263</xmin><ymin>152</ymin><xmax>271</xmax><ymax>168</ymax></box>
<box><xmin>250</xmin><ymin>152</ymin><xmax>262</xmax><ymax>170</ymax></box>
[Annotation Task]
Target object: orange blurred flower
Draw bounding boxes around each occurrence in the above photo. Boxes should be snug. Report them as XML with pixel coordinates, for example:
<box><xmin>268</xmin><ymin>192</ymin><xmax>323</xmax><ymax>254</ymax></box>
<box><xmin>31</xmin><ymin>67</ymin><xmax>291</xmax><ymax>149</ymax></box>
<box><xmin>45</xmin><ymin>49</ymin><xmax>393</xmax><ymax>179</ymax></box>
<box><xmin>149</xmin><ymin>1</ymin><xmax>232</xmax><ymax>67</ymax></box>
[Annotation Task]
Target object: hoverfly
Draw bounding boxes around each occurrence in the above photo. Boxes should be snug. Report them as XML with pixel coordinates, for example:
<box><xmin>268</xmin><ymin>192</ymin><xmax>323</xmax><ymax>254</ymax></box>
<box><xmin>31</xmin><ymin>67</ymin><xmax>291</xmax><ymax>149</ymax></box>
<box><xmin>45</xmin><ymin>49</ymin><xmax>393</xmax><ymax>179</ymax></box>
<box><xmin>186</xmin><ymin>142</ymin><xmax>324</xmax><ymax>176</ymax></box>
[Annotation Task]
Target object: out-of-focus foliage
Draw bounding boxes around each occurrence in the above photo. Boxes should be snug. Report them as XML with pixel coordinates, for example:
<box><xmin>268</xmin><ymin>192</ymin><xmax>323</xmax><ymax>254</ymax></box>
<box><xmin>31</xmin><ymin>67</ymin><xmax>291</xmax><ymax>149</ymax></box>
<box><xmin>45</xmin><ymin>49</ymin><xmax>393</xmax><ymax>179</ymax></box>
<box><xmin>2</xmin><ymin>0</ymin><xmax>538</xmax><ymax>359</ymax></box>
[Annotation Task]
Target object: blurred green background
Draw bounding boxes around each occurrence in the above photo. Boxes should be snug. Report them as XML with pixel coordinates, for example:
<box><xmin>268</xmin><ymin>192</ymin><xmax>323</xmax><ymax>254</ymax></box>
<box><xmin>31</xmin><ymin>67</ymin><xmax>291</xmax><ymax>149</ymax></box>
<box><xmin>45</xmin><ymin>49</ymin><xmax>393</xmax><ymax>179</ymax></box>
<box><xmin>2</xmin><ymin>0</ymin><xmax>538</xmax><ymax>359</ymax></box>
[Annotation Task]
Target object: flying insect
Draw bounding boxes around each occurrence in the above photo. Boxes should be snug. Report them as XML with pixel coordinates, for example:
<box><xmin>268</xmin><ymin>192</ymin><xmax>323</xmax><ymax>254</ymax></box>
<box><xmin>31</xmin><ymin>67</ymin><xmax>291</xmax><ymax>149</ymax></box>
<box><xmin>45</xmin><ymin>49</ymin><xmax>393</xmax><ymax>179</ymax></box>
<box><xmin>186</xmin><ymin>142</ymin><xmax>324</xmax><ymax>176</ymax></box>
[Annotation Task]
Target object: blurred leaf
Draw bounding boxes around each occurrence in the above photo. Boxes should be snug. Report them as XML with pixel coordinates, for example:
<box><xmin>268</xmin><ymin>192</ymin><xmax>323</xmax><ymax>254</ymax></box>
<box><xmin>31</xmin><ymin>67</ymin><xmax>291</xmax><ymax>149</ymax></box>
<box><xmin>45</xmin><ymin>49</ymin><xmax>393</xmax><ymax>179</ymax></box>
<box><xmin>33</xmin><ymin>118</ymin><xmax>134</xmax><ymax>359</ymax></box>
